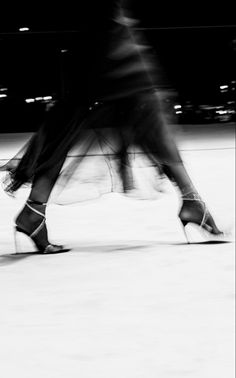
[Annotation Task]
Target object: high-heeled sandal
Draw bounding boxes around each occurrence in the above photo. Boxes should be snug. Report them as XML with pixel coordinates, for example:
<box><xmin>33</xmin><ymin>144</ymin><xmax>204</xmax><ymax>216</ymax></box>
<box><xmin>14</xmin><ymin>199</ymin><xmax>68</xmax><ymax>253</ymax></box>
<box><xmin>178</xmin><ymin>193</ymin><xmax>227</xmax><ymax>243</ymax></box>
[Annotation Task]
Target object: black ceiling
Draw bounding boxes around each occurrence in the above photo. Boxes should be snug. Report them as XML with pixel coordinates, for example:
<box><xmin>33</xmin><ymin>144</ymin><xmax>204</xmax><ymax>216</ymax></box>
<box><xmin>0</xmin><ymin>1</ymin><xmax>235</xmax><ymax>33</ymax></box>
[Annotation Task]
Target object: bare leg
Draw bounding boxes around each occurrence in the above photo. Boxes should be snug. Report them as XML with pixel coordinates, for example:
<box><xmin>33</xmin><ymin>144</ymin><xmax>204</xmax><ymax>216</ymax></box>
<box><xmin>15</xmin><ymin>157</ymin><xmax>67</xmax><ymax>251</ymax></box>
<box><xmin>135</xmin><ymin>91</ymin><xmax>223</xmax><ymax>237</ymax></box>
<box><xmin>135</xmin><ymin>91</ymin><xmax>196</xmax><ymax>195</ymax></box>
<box><xmin>29</xmin><ymin>158</ymin><xmax>65</xmax><ymax>203</ymax></box>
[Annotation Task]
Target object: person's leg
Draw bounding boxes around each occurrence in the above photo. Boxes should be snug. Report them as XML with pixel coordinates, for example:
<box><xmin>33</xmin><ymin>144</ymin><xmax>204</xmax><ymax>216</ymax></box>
<box><xmin>94</xmin><ymin>102</ymin><xmax>135</xmax><ymax>193</ymax></box>
<box><xmin>116</xmin><ymin>128</ymin><xmax>135</xmax><ymax>192</ymax></box>
<box><xmin>15</xmin><ymin>157</ymin><xmax>67</xmax><ymax>252</ymax></box>
<box><xmin>134</xmin><ymin>92</ymin><xmax>194</xmax><ymax>194</ymax></box>
<box><xmin>135</xmin><ymin>91</ymin><xmax>223</xmax><ymax>238</ymax></box>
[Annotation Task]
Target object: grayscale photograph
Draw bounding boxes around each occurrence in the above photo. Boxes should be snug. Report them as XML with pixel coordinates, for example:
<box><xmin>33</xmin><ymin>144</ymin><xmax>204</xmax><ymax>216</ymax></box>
<box><xmin>0</xmin><ymin>1</ymin><xmax>235</xmax><ymax>377</ymax></box>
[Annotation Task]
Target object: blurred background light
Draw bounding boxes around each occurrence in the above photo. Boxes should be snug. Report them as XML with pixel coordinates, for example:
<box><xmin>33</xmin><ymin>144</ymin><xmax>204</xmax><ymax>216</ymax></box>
<box><xmin>220</xmin><ymin>85</ymin><xmax>228</xmax><ymax>90</ymax></box>
<box><xmin>19</xmin><ymin>27</ymin><xmax>30</xmax><ymax>32</ymax></box>
<box><xmin>25</xmin><ymin>98</ymin><xmax>35</xmax><ymax>103</ymax></box>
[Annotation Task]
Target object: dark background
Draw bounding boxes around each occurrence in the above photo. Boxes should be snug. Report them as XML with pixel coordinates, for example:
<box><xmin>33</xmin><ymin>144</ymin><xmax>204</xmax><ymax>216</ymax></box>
<box><xmin>0</xmin><ymin>1</ymin><xmax>236</xmax><ymax>131</ymax></box>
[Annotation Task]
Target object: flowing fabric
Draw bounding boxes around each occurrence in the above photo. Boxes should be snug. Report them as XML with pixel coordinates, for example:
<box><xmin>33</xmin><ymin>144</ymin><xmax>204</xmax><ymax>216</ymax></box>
<box><xmin>0</xmin><ymin>2</ymin><xmax>182</xmax><ymax>203</ymax></box>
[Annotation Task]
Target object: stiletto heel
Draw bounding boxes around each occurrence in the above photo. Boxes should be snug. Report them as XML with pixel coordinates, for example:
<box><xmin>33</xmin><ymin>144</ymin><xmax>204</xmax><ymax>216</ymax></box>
<box><xmin>14</xmin><ymin>226</ymin><xmax>21</xmax><ymax>253</ymax></box>
<box><xmin>14</xmin><ymin>199</ymin><xmax>69</xmax><ymax>254</ymax></box>
<box><xmin>179</xmin><ymin>194</ymin><xmax>229</xmax><ymax>243</ymax></box>
<box><xmin>180</xmin><ymin>220</ymin><xmax>190</xmax><ymax>244</ymax></box>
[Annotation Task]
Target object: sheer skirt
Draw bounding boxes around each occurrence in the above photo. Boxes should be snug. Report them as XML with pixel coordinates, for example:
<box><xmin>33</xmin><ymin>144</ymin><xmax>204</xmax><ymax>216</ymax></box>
<box><xmin>0</xmin><ymin>14</ymin><xmax>182</xmax><ymax>203</ymax></box>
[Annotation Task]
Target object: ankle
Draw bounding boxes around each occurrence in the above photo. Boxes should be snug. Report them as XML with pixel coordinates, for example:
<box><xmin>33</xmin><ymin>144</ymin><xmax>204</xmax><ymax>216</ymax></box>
<box><xmin>182</xmin><ymin>192</ymin><xmax>202</xmax><ymax>201</ymax></box>
<box><xmin>28</xmin><ymin>198</ymin><xmax>47</xmax><ymax>206</ymax></box>
<box><xmin>27</xmin><ymin>199</ymin><xmax>47</xmax><ymax>214</ymax></box>
<box><xmin>179</xmin><ymin>187</ymin><xmax>201</xmax><ymax>200</ymax></box>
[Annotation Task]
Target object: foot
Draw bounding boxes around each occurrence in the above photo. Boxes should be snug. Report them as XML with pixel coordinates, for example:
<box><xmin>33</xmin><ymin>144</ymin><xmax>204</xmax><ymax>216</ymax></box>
<box><xmin>178</xmin><ymin>193</ymin><xmax>228</xmax><ymax>243</ymax></box>
<box><xmin>179</xmin><ymin>194</ymin><xmax>222</xmax><ymax>235</ymax></box>
<box><xmin>15</xmin><ymin>200</ymin><xmax>66</xmax><ymax>253</ymax></box>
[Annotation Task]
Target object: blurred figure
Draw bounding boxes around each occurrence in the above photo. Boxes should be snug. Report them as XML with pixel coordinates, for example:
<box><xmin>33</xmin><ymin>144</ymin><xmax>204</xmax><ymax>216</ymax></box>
<box><xmin>0</xmin><ymin>0</ymin><xmax>225</xmax><ymax>253</ymax></box>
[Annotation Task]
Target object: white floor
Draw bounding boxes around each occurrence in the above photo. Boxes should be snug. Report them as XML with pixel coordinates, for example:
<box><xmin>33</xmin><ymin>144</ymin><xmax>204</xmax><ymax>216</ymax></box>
<box><xmin>0</xmin><ymin>126</ymin><xmax>235</xmax><ymax>378</ymax></box>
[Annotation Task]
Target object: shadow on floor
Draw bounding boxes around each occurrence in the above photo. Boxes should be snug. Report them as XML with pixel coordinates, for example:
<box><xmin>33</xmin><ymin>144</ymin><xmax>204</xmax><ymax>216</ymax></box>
<box><xmin>0</xmin><ymin>249</ymin><xmax>71</xmax><ymax>266</ymax></box>
<box><xmin>0</xmin><ymin>239</ymin><xmax>231</xmax><ymax>266</ymax></box>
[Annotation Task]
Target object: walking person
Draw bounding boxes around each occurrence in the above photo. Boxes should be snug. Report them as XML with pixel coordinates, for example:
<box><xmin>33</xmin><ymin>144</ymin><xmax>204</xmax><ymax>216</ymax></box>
<box><xmin>0</xmin><ymin>0</ymin><xmax>225</xmax><ymax>253</ymax></box>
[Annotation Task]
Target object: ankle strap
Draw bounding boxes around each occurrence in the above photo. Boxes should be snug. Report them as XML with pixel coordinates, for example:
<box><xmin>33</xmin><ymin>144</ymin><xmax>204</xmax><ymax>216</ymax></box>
<box><xmin>27</xmin><ymin>199</ymin><xmax>47</xmax><ymax>206</ymax></box>
<box><xmin>26</xmin><ymin>201</ymin><xmax>46</xmax><ymax>218</ymax></box>
<box><xmin>181</xmin><ymin>192</ymin><xmax>202</xmax><ymax>201</ymax></box>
